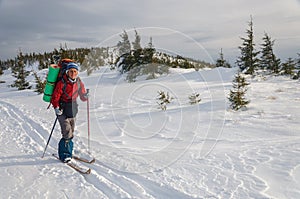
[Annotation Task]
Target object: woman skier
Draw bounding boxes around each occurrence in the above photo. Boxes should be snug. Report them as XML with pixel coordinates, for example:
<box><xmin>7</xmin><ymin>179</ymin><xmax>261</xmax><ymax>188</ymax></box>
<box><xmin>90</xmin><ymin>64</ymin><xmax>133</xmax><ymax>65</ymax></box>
<box><xmin>51</xmin><ymin>62</ymin><xmax>88</xmax><ymax>162</ymax></box>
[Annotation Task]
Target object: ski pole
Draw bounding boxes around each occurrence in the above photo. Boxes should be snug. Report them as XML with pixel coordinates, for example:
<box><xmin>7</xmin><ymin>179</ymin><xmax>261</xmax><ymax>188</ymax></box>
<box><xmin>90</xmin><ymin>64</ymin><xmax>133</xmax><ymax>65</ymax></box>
<box><xmin>86</xmin><ymin>89</ymin><xmax>91</xmax><ymax>152</ymax></box>
<box><xmin>41</xmin><ymin>117</ymin><xmax>58</xmax><ymax>158</ymax></box>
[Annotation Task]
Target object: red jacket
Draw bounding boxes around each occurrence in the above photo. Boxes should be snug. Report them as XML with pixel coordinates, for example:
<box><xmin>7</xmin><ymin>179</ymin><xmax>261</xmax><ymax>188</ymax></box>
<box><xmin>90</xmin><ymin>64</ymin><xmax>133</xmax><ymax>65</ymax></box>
<box><xmin>51</xmin><ymin>75</ymin><xmax>87</xmax><ymax>108</ymax></box>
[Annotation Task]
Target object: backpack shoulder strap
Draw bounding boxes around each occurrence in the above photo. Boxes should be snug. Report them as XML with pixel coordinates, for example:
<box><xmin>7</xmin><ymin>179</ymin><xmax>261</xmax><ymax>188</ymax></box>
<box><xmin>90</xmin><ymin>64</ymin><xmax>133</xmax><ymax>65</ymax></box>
<box><xmin>60</xmin><ymin>78</ymin><xmax>65</xmax><ymax>91</ymax></box>
<box><xmin>61</xmin><ymin>77</ymin><xmax>81</xmax><ymax>101</ymax></box>
<box><xmin>61</xmin><ymin>78</ymin><xmax>70</xmax><ymax>100</ymax></box>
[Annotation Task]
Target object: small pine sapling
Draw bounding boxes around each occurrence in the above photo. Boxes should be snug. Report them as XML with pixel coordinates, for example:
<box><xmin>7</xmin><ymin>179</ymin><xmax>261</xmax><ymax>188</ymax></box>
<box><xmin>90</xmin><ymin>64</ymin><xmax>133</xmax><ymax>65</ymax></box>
<box><xmin>157</xmin><ymin>91</ymin><xmax>173</xmax><ymax>111</ymax></box>
<box><xmin>228</xmin><ymin>73</ymin><xmax>250</xmax><ymax>111</ymax></box>
<box><xmin>189</xmin><ymin>92</ymin><xmax>201</xmax><ymax>105</ymax></box>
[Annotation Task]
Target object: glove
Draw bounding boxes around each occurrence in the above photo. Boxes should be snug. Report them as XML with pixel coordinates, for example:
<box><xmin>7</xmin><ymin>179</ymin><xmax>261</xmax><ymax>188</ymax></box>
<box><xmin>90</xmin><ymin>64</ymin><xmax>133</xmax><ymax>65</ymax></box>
<box><xmin>84</xmin><ymin>92</ymin><xmax>89</xmax><ymax>98</ymax></box>
<box><xmin>83</xmin><ymin>91</ymin><xmax>89</xmax><ymax>100</ymax></box>
<box><xmin>55</xmin><ymin>107</ymin><xmax>63</xmax><ymax>116</ymax></box>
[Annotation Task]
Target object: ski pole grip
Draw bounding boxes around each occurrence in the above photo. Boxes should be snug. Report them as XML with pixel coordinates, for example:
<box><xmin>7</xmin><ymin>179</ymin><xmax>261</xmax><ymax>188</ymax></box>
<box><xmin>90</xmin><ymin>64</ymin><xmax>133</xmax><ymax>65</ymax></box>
<box><xmin>86</xmin><ymin>89</ymin><xmax>89</xmax><ymax>94</ymax></box>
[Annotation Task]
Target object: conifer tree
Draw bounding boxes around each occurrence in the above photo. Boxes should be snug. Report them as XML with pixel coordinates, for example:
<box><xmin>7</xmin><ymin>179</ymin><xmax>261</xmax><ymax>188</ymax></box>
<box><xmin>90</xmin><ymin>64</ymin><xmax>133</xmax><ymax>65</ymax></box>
<box><xmin>260</xmin><ymin>33</ymin><xmax>281</xmax><ymax>74</ymax></box>
<box><xmin>215</xmin><ymin>48</ymin><xmax>231</xmax><ymax>68</ymax></box>
<box><xmin>11</xmin><ymin>51</ymin><xmax>31</xmax><ymax>90</ymax></box>
<box><xmin>143</xmin><ymin>37</ymin><xmax>155</xmax><ymax>64</ymax></box>
<box><xmin>148</xmin><ymin>37</ymin><xmax>154</xmax><ymax>49</ymax></box>
<box><xmin>132</xmin><ymin>29</ymin><xmax>142</xmax><ymax>50</ymax></box>
<box><xmin>293</xmin><ymin>53</ymin><xmax>300</xmax><ymax>79</ymax></box>
<box><xmin>33</xmin><ymin>71</ymin><xmax>46</xmax><ymax>94</ymax></box>
<box><xmin>236</xmin><ymin>16</ymin><xmax>260</xmax><ymax>75</ymax></box>
<box><xmin>38</xmin><ymin>58</ymin><xmax>47</xmax><ymax>70</ymax></box>
<box><xmin>228</xmin><ymin>73</ymin><xmax>250</xmax><ymax>111</ymax></box>
<box><xmin>117</xmin><ymin>30</ymin><xmax>131</xmax><ymax>56</ymax></box>
<box><xmin>189</xmin><ymin>93</ymin><xmax>201</xmax><ymax>105</ymax></box>
<box><xmin>281</xmin><ymin>58</ymin><xmax>296</xmax><ymax>77</ymax></box>
<box><xmin>296</xmin><ymin>53</ymin><xmax>300</xmax><ymax>69</ymax></box>
<box><xmin>115</xmin><ymin>36</ymin><xmax>157</xmax><ymax>75</ymax></box>
<box><xmin>157</xmin><ymin>91</ymin><xmax>173</xmax><ymax>111</ymax></box>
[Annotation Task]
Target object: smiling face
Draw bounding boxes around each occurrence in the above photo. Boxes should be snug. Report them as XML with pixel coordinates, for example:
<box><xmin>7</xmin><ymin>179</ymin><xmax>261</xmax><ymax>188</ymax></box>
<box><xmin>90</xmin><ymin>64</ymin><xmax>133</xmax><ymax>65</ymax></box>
<box><xmin>67</xmin><ymin>69</ymin><xmax>78</xmax><ymax>80</ymax></box>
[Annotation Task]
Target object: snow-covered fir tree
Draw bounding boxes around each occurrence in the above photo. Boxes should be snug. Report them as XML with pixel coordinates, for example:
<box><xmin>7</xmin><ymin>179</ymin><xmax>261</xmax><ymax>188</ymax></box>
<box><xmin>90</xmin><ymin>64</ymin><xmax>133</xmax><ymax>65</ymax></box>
<box><xmin>117</xmin><ymin>30</ymin><xmax>131</xmax><ymax>56</ymax></box>
<box><xmin>33</xmin><ymin>71</ymin><xmax>46</xmax><ymax>94</ymax></box>
<box><xmin>260</xmin><ymin>33</ymin><xmax>281</xmax><ymax>74</ymax></box>
<box><xmin>157</xmin><ymin>91</ymin><xmax>173</xmax><ymax>111</ymax></box>
<box><xmin>297</xmin><ymin>53</ymin><xmax>300</xmax><ymax>68</ymax></box>
<box><xmin>11</xmin><ymin>51</ymin><xmax>31</xmax><ymax>90</ymax></box>
<box><xmin>115</xmin><ymin>34</ymin><xmax>157</xmax><ymax>75</ymax></box>
<box><xmin>215</xmin><ymin>48</ymin><xmax>231</xmax><ymax>68</ymax></box>
<box><xmin>236</xmin><ymin>16</ymin><xmax>260</xmax><ymax>75</ymax></box>
<box><xmin>293</xmin><ymin>53</ymin><xmax>300</xmax><ymax>79</ymax></box>
<box><xmin>143</xmin><ymin>37</ymin><xmax>155</xmax><ymax>64</ymax></box>
<box><xmin>281</xmin><ymin>58</ymin><xmax>296</xmax><ymax>77</ymax></box>
<box><xmin>132</xmin><ymin>29</ymin><xmax>142</xmax><ymax>50</ymax></box>
<box><xmin>228</xmin><ymin>73</ymin><xmax>250</xmax><ymax>111</ymax></box>
<box><xmin>189</xmin><ymin>92</ymin><xmax>201</xmax><ymax>105</ymax></box>
<box><xmin>81</xmin><ymin>47</ymin><xmax>108</xmax><ymax>75</ymax></box>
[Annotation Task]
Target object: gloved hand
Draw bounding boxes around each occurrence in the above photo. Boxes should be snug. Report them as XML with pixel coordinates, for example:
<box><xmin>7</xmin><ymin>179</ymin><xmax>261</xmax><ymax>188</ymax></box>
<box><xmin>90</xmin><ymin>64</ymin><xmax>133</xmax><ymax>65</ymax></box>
<box><xmin>55</xmin><ymin>107</ymin><xmax>63</xmax><ymax>116</ymax></box>
<box><xmin>83</xmin><ymin>89</ymin><xmax>89</xmax><ymax>100</ymax></box>
<box><xmin>83</xmin><ymin>92</ymin><xmax>89</xmax><ymax>99</ymax></box>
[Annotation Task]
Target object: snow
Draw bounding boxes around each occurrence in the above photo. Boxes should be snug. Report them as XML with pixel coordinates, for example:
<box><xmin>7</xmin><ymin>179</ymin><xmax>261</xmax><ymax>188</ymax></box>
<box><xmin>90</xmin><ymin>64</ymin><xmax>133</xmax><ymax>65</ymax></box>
<box><xmin>0</xmin><ymin>66</ymin><xmax>299</xmax><ymax>199</ymax></box>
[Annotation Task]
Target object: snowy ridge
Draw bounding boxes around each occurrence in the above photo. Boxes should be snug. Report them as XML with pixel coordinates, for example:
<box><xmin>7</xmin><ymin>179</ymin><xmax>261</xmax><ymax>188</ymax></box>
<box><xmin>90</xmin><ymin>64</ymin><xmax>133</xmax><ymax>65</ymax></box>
<box><xmin>0</xmin><ymin>66</ymin><xmax>299</xmax><ymax>198</ymax></box>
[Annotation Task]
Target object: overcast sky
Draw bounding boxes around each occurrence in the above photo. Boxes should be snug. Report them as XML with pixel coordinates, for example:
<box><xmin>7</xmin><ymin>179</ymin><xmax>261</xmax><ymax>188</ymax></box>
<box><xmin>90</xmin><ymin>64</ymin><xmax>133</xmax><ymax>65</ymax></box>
<box><xmin>1</xmin><ymin>0</ymin><xmax>300</xmax><ymax>64</ymax></box>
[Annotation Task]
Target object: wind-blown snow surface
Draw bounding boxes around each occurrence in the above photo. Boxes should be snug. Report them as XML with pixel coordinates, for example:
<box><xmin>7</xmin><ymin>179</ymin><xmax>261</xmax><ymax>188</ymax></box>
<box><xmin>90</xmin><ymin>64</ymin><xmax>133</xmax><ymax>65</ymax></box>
<box><xmin>0</xmin><ymin>66</ymin><xmax>299</xmax><ymax>199</ymax></box>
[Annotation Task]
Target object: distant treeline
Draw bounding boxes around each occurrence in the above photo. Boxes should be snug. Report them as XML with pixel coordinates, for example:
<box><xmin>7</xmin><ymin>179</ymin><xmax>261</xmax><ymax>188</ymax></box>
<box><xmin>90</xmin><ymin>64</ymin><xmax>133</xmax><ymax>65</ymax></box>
<box><xmin>1</xmin><ymin>23</ymin><xmax>300</xmax><ymax>79</ymax></box>
<box><xmin>0</xmin><ymin>31</ymin><xmax>215</xmax><ymax>76</ymax></box>
<box><xmin>0</xmin><ymin>46</ymin><xmax>91</xmax><ymax>71</ymax></box>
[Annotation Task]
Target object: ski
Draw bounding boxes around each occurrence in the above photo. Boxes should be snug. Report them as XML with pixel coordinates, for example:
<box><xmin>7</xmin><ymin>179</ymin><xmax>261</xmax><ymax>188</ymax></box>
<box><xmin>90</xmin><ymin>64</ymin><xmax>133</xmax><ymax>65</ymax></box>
<box><xmin>52</xmin><ymin>154</ymin><xmax>91</xmax><ymax>174</ymax></box>
<box><xmin>73</xmin><ymin>155</ymin><xmax>95</xmax><ymax>164</ymax></box>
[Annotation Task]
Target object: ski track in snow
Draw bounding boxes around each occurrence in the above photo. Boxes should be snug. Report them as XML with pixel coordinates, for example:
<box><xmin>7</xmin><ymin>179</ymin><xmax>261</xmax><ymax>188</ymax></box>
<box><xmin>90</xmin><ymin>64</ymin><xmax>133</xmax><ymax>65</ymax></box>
<box><xmin>0</xmin><ymin>100</ymin><xmax>50</xmax><ymax>152</ymax></box>
<box><xmin>0</xmin><ymin>99</ymin><xmax>195</xmax><ymax>198</ymax></box>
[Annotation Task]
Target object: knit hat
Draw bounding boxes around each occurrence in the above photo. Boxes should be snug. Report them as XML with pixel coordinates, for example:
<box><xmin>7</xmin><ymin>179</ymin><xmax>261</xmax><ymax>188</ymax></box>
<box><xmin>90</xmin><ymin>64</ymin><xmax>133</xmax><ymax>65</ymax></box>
<box><xmin>66</xmin><ymin>62</ymin><xmax>79</xmax><ymax>71</ymax></box>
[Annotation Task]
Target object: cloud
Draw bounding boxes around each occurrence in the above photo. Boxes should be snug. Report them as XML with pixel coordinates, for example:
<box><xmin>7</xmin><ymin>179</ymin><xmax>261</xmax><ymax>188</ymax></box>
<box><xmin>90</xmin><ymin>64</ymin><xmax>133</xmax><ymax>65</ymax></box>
<box><xmin>0</xmin><ymin>0</ymin><xmax>299</xmax><ymax>63</ymax></box>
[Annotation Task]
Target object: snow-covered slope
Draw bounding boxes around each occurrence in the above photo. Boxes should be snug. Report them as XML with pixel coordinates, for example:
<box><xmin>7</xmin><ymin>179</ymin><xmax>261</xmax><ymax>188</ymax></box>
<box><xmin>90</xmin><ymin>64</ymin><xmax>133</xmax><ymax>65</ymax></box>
<box><xmin>0</xmin><ymin>66</ymin><xmax>299</xmax><ymax>198</ymax></box>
